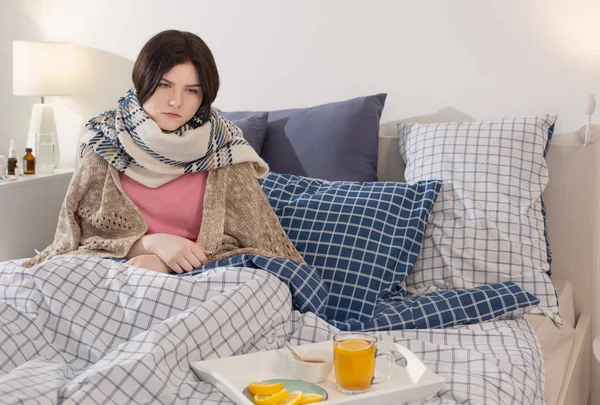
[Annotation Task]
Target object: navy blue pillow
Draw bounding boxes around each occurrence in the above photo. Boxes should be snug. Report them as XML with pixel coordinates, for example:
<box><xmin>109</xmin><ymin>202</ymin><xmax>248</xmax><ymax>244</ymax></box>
<box><xmin>220</xmin><ymin>111</ymin><xmax>268</xmax><ymax>154</ymax></box>
<box><xmin>260</xmin><ymin>172</ymin><xmax>442</xmax><ymax>320</ymax></box>
<box><xmin>261</xmin><ymin>94</ymin><xmax>387</xmax><ymax>182</ymax></box>
<box><xmin>542</xmin><ymin>123</ymin><xmax>555</xmax><ymax>275</ymax></box>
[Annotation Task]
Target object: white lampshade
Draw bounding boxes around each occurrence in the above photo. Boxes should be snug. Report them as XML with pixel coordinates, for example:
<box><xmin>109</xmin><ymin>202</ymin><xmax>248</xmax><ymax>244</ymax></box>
<box><xmin>12</xmin><ymin>41</ymin><xmax>75</xmax><ymax>96</ymax></box>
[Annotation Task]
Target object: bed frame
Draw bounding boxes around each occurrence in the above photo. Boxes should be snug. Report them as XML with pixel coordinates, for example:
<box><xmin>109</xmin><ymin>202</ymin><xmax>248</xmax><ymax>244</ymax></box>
<box><xmin>377</xmin><ymin>120</ymin><xmax>594</xmax><ymax>405</ymax></box>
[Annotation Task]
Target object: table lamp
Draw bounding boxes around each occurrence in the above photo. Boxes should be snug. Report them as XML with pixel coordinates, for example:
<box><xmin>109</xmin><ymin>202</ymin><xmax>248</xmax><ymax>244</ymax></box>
<box><xmin>12</xmin><ymin>41</ymin><xmax>76</xmax><ymax>171</ymax></box>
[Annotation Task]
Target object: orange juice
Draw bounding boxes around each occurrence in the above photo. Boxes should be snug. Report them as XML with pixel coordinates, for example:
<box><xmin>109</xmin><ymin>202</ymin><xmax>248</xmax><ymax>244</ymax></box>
<box><xmin>333</xmin><ymin>339</ymin><xmax>376</xmax><ymax>392</ymax></box>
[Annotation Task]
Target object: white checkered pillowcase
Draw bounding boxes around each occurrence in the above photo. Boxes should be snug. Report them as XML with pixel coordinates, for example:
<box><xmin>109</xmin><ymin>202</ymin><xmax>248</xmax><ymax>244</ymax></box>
<box><xmin>397</xmin><ymin>114</ymin><xmax>560</xmax><ymax>324</ymax></box>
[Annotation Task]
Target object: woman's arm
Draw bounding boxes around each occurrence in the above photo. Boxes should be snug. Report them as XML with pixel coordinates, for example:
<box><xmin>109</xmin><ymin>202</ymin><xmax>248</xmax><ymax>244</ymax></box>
<box><xmin>126</xmin><ymin>233</ymin><xmax>211</xmax><ymax>273</ymax></box>
<box><xmin>125</xmin><ymin>235</ymin><xmax>154</xmax><ymax>259</ymax></box>
<box><xmin>126</xmin><ymin>254</ymin><xmax>172</xmax><ymax>274</ymax></box>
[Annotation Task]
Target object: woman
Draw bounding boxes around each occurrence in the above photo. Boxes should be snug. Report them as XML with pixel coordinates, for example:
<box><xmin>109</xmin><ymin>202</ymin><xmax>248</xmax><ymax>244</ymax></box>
<box><xmin>22</xmin><ymin>30</ymin><xmax>304</xmax><ymax>273</ymax></box>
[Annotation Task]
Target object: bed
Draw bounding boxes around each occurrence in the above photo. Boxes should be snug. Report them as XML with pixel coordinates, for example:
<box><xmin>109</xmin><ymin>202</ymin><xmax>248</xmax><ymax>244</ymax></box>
<box><xmin>0</xmin><ymin>104</ymin><xmax>593</xmax><ymax>405</ymax></box>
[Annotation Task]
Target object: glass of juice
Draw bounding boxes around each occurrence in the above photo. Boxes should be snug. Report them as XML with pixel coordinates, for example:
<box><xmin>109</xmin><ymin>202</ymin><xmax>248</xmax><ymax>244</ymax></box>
<box><xmin>333</xmin><ymin>332</ymin><xmax>396</xmax><ymax>395</ymax></box>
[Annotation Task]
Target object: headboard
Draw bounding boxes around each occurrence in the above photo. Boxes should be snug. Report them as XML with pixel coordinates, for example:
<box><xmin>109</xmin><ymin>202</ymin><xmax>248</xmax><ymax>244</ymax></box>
<box><xmin>376</xmin><ymin>121</ymin><xmax>595</xmax><ymax>321</ymax></box>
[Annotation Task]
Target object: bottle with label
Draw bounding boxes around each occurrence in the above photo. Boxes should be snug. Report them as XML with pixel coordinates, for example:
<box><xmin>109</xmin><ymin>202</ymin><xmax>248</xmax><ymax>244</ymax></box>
<box><xmin>7</xmin><ymin>140</ymin><xmax>17</xmax><ymax>176</ymax></box>
<box><xmin>23</xmin><ymin>148</ymin><xmax>35</xmax><ymax>175</ymax></box>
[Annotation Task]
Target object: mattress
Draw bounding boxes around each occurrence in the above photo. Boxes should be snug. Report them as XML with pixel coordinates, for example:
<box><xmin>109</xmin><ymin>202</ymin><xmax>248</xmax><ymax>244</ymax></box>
<box><xmin>525</xmin><ymin>280</ymin><xmax>576</xmax><ymax>405</ymax></box>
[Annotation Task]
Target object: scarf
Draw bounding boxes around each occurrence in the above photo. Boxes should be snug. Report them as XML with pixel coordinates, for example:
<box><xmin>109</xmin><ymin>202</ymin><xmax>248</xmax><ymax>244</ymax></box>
<box><xmin>80</xmin><ymin>88</ymin><xmax>268</xmax><ymax>188</ymax></box>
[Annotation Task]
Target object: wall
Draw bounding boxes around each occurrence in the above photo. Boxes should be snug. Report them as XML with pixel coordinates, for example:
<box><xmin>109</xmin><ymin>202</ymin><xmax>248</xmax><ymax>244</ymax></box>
<box><xmin>0</xmin><ymin>1</ymin><xmax>41</xmax><ymax>159</ymax></box>
<box><xmin>2</xmin><ymin>0</ymin><xmax>600</xmax><ymax>164</ymax></box>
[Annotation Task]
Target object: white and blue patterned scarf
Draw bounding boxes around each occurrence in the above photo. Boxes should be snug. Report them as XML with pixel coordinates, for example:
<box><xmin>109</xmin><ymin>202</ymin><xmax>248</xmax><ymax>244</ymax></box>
<box><xmin>80</xmin><ymin>88</ymin><xmax>268</xmax><ymax>188</ymax></box>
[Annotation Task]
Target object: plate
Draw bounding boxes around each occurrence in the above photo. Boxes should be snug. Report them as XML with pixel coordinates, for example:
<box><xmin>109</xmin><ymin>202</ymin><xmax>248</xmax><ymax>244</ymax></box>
<box><xmin>243</xmin><ymin>379</ymin><xmax>328</xmax><ymax>402</ymax></box>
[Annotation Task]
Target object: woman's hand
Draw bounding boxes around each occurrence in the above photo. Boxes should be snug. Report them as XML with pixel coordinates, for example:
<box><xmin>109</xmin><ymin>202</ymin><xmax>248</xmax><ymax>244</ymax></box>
<box><xmin>143</xmin><ymin>233</ymin><xmax>211</xmax><ymax>273</ymax></box>
<box><xmin>126</xmin><ymin>254</ymin><xmax>172</xmax><ymax>274</ymax></box>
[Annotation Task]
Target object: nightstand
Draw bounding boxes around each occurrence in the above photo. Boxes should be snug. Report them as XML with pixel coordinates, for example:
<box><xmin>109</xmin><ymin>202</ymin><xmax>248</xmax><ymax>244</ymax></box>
<box><xmin>0</xmin><ymin>169</ymin><xmax>73</xmax><ymax>261</ymax></box>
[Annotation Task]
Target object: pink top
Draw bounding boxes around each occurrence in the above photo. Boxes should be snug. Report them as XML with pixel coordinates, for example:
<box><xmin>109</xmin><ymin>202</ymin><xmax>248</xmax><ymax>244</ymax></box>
<box><xmin>119</xmin><ymin>171</ymin><xmax>208</xmax><ymax>241</ymax></box>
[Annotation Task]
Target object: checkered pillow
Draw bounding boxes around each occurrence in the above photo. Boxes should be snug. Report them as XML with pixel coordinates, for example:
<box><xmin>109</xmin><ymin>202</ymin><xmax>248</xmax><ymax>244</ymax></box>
<box><xmin>398</xmin><ymin>114</ymin><xmax>560</xmax><ymax>323</ymax></box>
<box><xmin>260</xmin><ymin>172</ymin><xmax>442</xmax><ymax>320</ymax></box>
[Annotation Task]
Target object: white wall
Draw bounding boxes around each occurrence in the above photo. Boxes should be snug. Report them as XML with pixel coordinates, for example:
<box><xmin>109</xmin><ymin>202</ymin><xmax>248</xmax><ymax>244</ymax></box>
<box><xmin>3</xmin><ymin>0</ymin><xmax>600</xmax><ymax>165</ymax></box>
<box><xmin>0</xmin><ymin>1</ymin><xmax>41</xmax><ymax>160</ymax></box>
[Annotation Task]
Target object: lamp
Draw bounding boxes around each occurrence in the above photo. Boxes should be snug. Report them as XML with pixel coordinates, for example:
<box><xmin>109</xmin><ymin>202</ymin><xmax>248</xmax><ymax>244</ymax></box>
<box><xmin>12</xmin><ymin>41</ymin><xmax>76</xmax><ymax>171</ymax></box>
<box><xmin>580</xmin><ymin>94</ymin><xmax>599</xmax><ymax>147</ymax></box>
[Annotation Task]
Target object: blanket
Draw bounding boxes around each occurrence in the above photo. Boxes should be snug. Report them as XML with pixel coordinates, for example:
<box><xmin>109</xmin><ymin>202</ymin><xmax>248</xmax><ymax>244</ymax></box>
<box><xmin>0</xmin><ymin>255</ymin><xmax>544</xmax><ymax>404</ymax></box>
<box><xmin>194</xmin><ymin>254</ymin><xmax>539</xmax><ymax>330</ymax></box>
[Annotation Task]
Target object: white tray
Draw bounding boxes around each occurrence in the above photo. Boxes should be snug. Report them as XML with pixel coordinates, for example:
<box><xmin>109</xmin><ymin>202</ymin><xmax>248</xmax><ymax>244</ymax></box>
<box><xmin>190</xmin><ymin>340</ymin><xmax>445</xmax><ymax>405</ymax></box>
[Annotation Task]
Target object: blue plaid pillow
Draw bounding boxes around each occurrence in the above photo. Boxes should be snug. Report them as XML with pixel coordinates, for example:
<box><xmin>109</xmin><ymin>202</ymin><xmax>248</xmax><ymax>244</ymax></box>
<box><xmin>260</xmin><ymin>172</ymin><xmax>442</xmax><ymax>320</ymax></box>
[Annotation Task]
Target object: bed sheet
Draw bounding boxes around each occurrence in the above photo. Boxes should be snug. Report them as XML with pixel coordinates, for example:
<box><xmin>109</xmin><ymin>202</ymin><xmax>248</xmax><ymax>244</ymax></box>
<box><xmin>525</xmin><ymin>280</ymin><xmax>576</xmax><ymax>405</ymax></box>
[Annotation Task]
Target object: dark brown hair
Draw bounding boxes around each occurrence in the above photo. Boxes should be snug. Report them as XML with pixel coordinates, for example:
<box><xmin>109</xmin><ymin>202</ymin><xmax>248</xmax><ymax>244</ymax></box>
<box><xmin>132</xmin><ymin>30</ymin><xmax>220</xmax><ymax>122</ymax></box>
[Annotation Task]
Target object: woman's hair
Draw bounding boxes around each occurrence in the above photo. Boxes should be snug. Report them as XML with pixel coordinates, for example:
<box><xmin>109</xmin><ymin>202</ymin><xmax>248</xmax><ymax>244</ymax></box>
<box><xmin>132</xmin><ymin>30</ymin><xmax>219</xmax><ymax>121</ymax></box>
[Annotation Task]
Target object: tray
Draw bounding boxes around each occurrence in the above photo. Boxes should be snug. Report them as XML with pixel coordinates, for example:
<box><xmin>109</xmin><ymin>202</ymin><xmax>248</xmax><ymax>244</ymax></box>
<box><xmin>190</xmin><ymin>340</ymin><xmax>445</xmax><ymax>405</ymax></box>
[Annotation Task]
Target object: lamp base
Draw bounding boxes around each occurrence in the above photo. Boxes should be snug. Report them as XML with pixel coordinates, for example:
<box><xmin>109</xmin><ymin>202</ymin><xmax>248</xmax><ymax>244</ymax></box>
<box><xmin>26</xmin><ymin>103</ymin><xmax>60</xmax><ymax>168</ymax></box>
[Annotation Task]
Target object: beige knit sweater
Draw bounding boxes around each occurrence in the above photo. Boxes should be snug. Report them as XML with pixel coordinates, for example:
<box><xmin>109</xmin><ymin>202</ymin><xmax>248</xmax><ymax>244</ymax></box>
<box><xmin>22</xmin><ymin>146</ymin><xmax>305</xmax><ymax>268</ymax></box>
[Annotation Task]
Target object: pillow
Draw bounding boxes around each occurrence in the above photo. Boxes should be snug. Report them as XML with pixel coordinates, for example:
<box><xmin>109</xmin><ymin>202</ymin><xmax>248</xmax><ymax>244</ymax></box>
<box><xmin>260</xmin><ymin>94</ymin><xmax>387</xmax><ymax>182</ymax></box>
<box><xmin>220</xmin><ymin>111</ymin><xmax>268</xmax><ymax>154</ymax></box>
<box><xmin>398</xmin><ymin>114</ymin><xmax>560</xmax><ymax>323</ymax></box>
<box><xmin>542</xmin><ymin>122</ymin><xmax>555</xmax><ymax>274</ymax></box>
<box><xmin>260</xmin><ymin>172</ymin><xmax>442</xmax><ymax>321</ymax></box>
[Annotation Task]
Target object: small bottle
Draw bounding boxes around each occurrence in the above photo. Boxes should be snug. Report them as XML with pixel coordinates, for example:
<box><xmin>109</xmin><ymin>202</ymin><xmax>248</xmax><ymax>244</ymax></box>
<box><xmin>23</xmin><ymin>148</ymin><xmax>35</xmax><ymax>175</ymax></box>
<box><xmin>7</xmin><ymin>140</ymin><xmax>17</xmax><ymax>176</ymax></box>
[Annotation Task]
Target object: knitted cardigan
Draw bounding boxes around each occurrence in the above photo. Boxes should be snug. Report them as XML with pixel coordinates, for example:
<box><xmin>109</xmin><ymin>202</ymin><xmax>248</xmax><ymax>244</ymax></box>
<box><xmin>22</xmin><ymin>146</ymin><xmax>305</xmax><ymax>268</ymax></box>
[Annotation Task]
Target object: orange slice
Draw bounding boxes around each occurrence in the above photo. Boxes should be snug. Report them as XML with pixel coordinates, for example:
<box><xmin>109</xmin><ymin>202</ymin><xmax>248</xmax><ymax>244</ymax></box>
<box><xmin>299</xmin><ymin>393</ymin><xmax>324</xmax><ymax>404</ymax></box>
<box><xmin>276</xmin><ymin>391</ymin><xmax>303</xmax><ymax>405</ymax></box>
<box><xmin>253</xmin><ymin>388</ymin><xmax>289</xmax><ymax>405</ymax></box>
<box><xmin>338</xmin><ymin>339</ymin><xmax>371</xmax><ymax>351</ymax></box>
<box><xmin>248</xmin><ymin>381</ymin><xmax>285</xmax><ymax>396</ymax></box>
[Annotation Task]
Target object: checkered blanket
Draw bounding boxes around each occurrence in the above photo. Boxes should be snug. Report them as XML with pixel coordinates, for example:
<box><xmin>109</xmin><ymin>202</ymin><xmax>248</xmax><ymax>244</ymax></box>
<box><xmin>195</xmin><ymin>255</ymin><xmax>540</xmax><ymax>330</ymax></box>
<box><xmin>0</xmin><ymin>255</ymin><xmax>544</xmax><ymax>404</ymax></box>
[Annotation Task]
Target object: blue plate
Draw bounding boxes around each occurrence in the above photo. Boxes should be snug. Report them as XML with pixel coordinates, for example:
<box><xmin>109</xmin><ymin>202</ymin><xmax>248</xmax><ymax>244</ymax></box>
<box><xmin>243</xmin><ymin>379</ymin><xmax>328</xmax><ymax>401</ymax></box>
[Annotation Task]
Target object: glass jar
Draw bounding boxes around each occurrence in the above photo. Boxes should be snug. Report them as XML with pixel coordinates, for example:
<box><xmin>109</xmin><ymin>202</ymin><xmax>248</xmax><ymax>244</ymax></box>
<box><xmin>36</xmin><ymin>133</ymin><xmax>55</xmax><ymax>174</ymax></box>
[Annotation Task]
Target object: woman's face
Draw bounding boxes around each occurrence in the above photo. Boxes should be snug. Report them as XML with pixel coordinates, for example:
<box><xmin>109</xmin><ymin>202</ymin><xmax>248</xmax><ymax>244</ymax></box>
<box><xmin>142</xmin><ymin>61</ymin><xmax>204</xmax><ymax>132</ymax></box>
